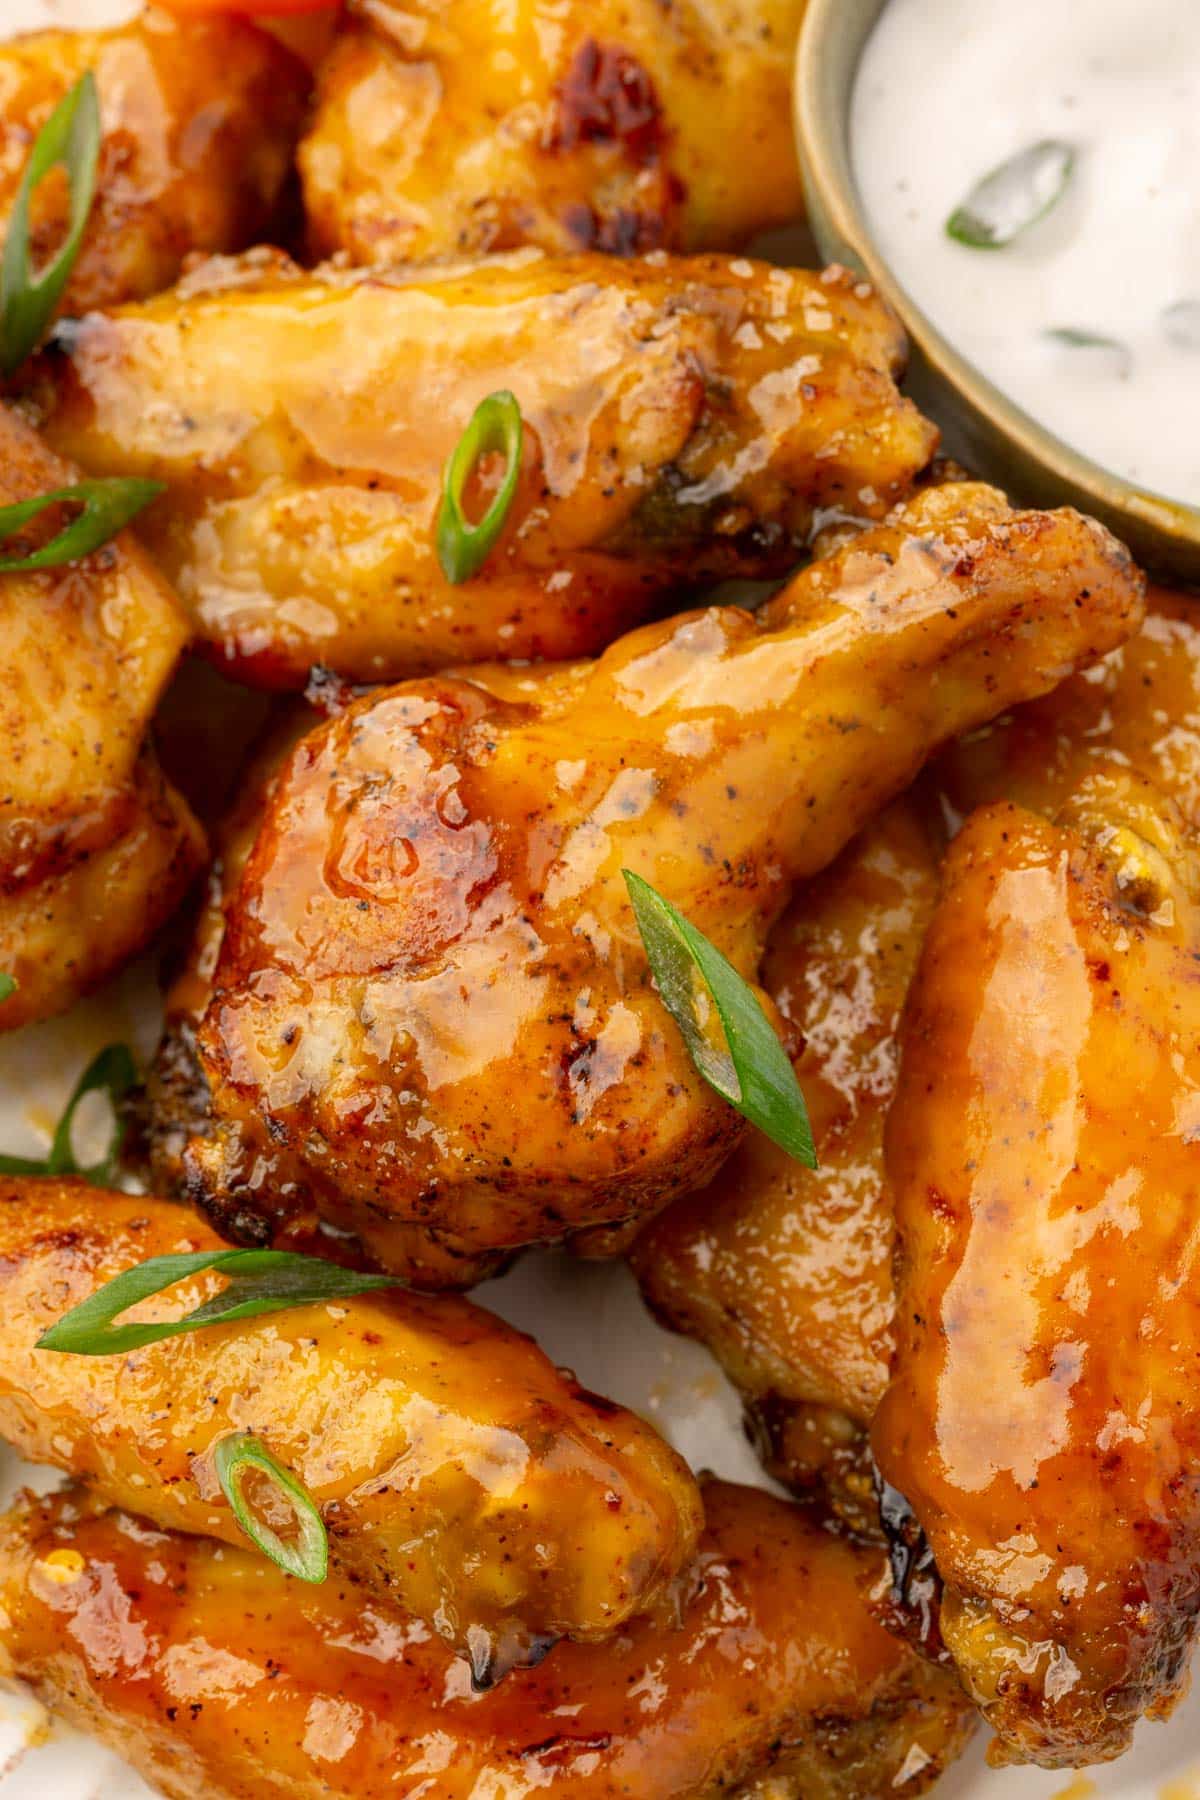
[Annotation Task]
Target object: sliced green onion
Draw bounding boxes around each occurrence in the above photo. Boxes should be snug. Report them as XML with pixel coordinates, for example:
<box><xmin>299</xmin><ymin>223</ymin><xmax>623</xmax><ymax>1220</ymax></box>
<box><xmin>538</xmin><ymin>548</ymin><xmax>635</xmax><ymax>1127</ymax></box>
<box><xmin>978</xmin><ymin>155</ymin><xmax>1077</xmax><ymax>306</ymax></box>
<box><xmin>0</xmin><ymin>1042</ymin><xmax>135</xmax><ymax>1186</ymax></box>
<box><xmin>1044</xmin><ymin>327</ymin><xmax>1132</xmax><ymax>378</ymax></box>
<box><xmin>0</xmin><ymin>478</ymin><xmax>163</xmax><ymax>572</ymax></box>
<box><xmin>0</xmin><ymin>70</ymin><xmax>101</xmax><ymax>375</ymax></box>
<box><xmin>0</xmin><ymin>973</ymin><xmax>14</xmax><ymax>1002</ymax></box>
<box><xmin>214</xmin><ymin>1433</ymin><xmax>328</xmax><ymax>1584</ymax></box>
<box><xmin>36</xmin><ymin>1246</ymin><xmax>402</xmax><ymax>1355</ymax></box>
<box><xmin>623</xmin><ymin>870</ymin><xmax>816</xmax><ymax>1166</ymax></box>
<box><xmin>436</xmin><ymin>389</ymin><xmax>523</xmax><ymax>584</ymax></box>
<box><xmin>946</xmin><ymin>140</ymin><xmax>1074</xmax><ymax>249</ymax></box>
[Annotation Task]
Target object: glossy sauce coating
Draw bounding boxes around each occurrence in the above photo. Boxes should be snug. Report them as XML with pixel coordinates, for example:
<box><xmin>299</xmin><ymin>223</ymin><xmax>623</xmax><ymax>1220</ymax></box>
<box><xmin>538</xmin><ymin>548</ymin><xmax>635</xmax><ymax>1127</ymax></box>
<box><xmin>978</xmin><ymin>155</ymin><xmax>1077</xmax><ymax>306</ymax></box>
<box><xmin>0</xmin><ymin>402</ymin><xmax>204</xmax><ymax>1027</ymax></box>
<box><xmin>633</xmin><ymin>583</ymin><xmax>1200</xmax><ymax>1503</ymax></box>
<box><xmin>184</xmin><ymin>482</ymin><xmax>1142</xmax><ymax>1277</ymax></box>
<box><xmin>33</xmin><ymin>250</ymin><xmax>935</xmax><ymax>686</ymax></box>
<box><xmin>0</xmin><ymin>1179</ymin><xmax>701</xmax><ymax>1678</ymax></box>
<box><xmin>0</xmin><ymin>1480</ymin><xmax>974</xmax><ymax>1799</ymax></box>
<box><xmin>300</xmin><ymin>0</ymin><xmax>806</xmax><ymax>264</ymax></box>
<box><xmin>937</xmin><ymin>583</ymin><xmax>1200</xmax><ymax>830</ymax></box>
<box><xmin>633</xmin><ymin>793</ymin><xmax>943</xmax><ymax>1499</ymax></box>
<box><xmin>0</xmin><ymin>8</ymin><xmax>307</xmax><ymax>320</ymax></box>
<box><xmin>873</xmin><ymin>773</ymin><xmax>1200</xmax><ymax>1765</ymax></box>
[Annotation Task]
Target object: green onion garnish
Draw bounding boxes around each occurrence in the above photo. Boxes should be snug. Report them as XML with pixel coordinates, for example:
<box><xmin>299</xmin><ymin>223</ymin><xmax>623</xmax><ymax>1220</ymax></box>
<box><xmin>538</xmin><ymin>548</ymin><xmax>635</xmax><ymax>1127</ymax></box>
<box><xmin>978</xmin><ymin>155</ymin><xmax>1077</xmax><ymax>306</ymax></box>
<box><xmin>436</xmin><ymin>389</ymin><xmax>523</xmax><ymax>584</ymax></box>
<box><xmin>0</xmin><ymin>974</ymin><xmax>15</xmax><ymax>1002</ymax></box>
<box><xmin>214</xmin><ymin>1433</ymin><xmax>328</xmax><ymax>1584</ymax></box>
<box><xmin>623</xmin><ymin>870</ymin><xmax>816</xmax><ymax>1166</ymax></box>
<box><xmin>0</xmin><ymin>479</ymin><xmax>163</xmax><ymax>572</ymax></box>
<box><xmin>0</xmin><ymin>70</ymin><xmax>101</xmax><ymax>375</ymax></box>
<box><xmin>946</xmin><ymin>140</ymin><xmax>1074</xmax><ymax>250</ymax></box>
<box><xmin>35</xmin><ymin>1246</ymin><xmax>402</xmax><ymax>1355</ymax></box>
<box><xmin>0</xmin><ymin>1042</ymin><xmax>135</xmax><ymax>1186</ymax></box>
<box><xmin>1044</xmin><ymin>326</ymin><xmax>1132</xmax><ymax>378</ymax></box>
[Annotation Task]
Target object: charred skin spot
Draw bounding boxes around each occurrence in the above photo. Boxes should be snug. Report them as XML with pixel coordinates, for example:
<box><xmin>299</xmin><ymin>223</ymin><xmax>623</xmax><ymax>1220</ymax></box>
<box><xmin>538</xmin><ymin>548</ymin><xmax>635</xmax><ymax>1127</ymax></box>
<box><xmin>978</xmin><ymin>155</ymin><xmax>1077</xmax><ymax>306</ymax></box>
<box><xmin>550</xmin><ymin>41</ymin><xmax>666</xmax><ymax>162</ymax></box>
<box><xmin>875</xmin><ymin>1473</ymin><xmax>953</xmax><ymax>1668</ymax></box>
<box><xmin>561</xmin><ymin>199</ymin><xmax>675</xmax><ymax>255</ymax></box>
<box><xmin>548</xmin><ymin>42</ymin><xmax>687</xmax><ymax>253</ymax></box>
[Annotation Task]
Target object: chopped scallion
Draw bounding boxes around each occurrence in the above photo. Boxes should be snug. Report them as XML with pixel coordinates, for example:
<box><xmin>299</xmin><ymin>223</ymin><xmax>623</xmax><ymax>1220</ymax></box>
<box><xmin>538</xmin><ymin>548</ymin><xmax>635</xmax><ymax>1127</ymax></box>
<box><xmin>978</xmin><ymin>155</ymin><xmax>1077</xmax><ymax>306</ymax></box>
<box><xmin>946</xmin><ymin>140</ymin><xmax>1074</xmax><ymax>249</ymax></box>
<box><xmin>623</xmin><ymin>869</ymin><xmax>816</xmax><ymax>1166</ymax></box>
<box><xmin>0</xmin><ymin>1042</ymin><xmax>135</xmax><ymax>1185</ymax></box>
<box><xmin>0</xmin><ymin>70</ymin><xmax>101</xmax><ymax>374</ymax></box>
<box><xmin>214</xmin><ymin>1433</ymin><xmax>328</xmax><ymax>1584</ymax></box>
<box><xmin>35</xmin><ymin>1246</ymin><xmax>402</xmax><ymax>1356</ymax></box>
<box><xmin>0</xmin><ymin>479</ymin><xmax>163</xmax><ymax>572</ymax></box>
<box><xmin>436</xmin><ymin>389</ymin><xmax>523</xmax><ymax>584</ymax></box>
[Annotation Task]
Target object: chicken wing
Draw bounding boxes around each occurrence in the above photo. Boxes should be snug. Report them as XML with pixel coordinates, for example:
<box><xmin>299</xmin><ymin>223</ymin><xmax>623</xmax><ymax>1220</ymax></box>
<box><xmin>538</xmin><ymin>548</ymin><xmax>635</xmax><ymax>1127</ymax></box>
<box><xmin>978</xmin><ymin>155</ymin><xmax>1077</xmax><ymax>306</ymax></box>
<box><xmin>178</xmin><ymin>482</ymin><xmax>1141</xmax><ymax>1278</ymax></box>
<box><xmin>0</xmin><ymin>9</ymin><xmax>307</xmax><ymax>323</ymax></box>
<box><xmin>0</xmin><ymin>402</ymin><xmax>204</xmax><ymax>1027</ymax></box>
<box><xmin>633</xmin><ymin>792</ymin><xmax>943</xmax><ymax>1515</ymax></box>
<box><xmin>299</xmin><ymin>0</ymin><xmax>806</xmax><ymax>266</ymax></box>
<box><xmin>873</xmin><ymin>767</ymin><xmax>1200</xmax><ymax>1766</ymax></box>
<box><xmin>30</xmin><ymin>250</ymin><xmax>936</xmax><ymax>686</ymax></box>
<box><xmin>0</xmin><ymin>1178</ymin><xmax>701</xmax><ymax>1681</ymax></box>
<box><xmin>0</xmin><ymin>1479</ymin><xmax>974</xmax><ymax>1799</ymax></box>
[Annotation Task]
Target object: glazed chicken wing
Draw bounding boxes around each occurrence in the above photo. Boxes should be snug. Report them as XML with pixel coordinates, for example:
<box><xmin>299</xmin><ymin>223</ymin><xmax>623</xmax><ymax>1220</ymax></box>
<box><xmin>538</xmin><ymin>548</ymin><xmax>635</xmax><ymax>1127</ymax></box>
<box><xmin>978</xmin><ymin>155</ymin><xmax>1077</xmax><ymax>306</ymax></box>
<box><xmin>0</xmin><ymin>403</ymin><xmax>204</xmax><ymax>1027</ymax></box>
<box><xmin>179</xmin><ymin>482</ymin><xmax>1141</xmax><ymax>1279</ymax></box>
<box><xmin>873</xmin><ymin>767</ymin><xmax>1200</xmax><ymax>1766</ymax></box>
<box><xmin>0</xmin><ymin>1179</ymin><xmax>701</xmax><ymax>1681</ymax></box>
<box><xmin>299</xmin><ymin>0</ymin><xmax>806</xmax><ymax>266</ymax></box>
<box><xmin>31</xmin><ymin>250</ymin><xmax>935</xmax><ymax>686</ymax></box>
<box><xmin>633</xmin><ymin>792</ymin><xmax>943</xmax><ymax>1514</ymax></box>
<box><xmin>0</xmin><ymin>8</ymin><xmax>307</xmax><ymax>322</ymax></box>
<box><xmin>0</xmin><ymin>1480</ymin><xmax>974</xmax><ymax>1799</ymax></box>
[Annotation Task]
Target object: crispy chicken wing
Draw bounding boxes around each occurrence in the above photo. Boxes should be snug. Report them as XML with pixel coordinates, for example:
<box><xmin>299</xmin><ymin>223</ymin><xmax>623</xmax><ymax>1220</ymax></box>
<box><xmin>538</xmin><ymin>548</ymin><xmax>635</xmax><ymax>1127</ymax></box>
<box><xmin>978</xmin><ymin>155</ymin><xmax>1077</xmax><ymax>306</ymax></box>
<box><xmin>0</xmin><ymin>402</ymin><xmax>204</xmax><ymax>1027</ymax></box>
<box><xmin>0</xmin><ymin>1178</ymin><xmax>701</xmax><ymax>1680</ymax></box>
<box><xmin>299</xmin><ymin>0</ymin><xmax>806</xmax><ymax>266</ymax></box>
<box><xmin>31</xmin><ymin>250</ymin><xmax>935</xmax><ymax>686</ymax></box>
<box><xmin>0</xmin><ymin>1479</ymin><xmax>973</xmax><ymax>1799</ymax></box>
<box><xmin>0</xmin><ymin>9</ymin><xmax>307</xmax><ymax>323</ymax></box>
<box><xmin>179</xmin><ymin>482</ymin><xmax>1142</xmax><ymax>1279</ymax></box>
<box><xmin>873</xmin><ymin>768</ymin><xmax>1200</xmax><ymax>1766</ymax></box>
<box><xmin>633</xmin><ymin>793</ymin><xmax>943</xmax><ymax>1514</ymax></box>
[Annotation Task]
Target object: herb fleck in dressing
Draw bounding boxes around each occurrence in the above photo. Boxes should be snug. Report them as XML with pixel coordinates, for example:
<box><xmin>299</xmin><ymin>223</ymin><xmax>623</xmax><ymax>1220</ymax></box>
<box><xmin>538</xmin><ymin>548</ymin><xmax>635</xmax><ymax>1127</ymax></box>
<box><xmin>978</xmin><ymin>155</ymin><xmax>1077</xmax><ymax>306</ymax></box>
<box><xmin>853</xmin><ymin>0</ymin><xmax>1200</xmax><ymax>505</ymax></box>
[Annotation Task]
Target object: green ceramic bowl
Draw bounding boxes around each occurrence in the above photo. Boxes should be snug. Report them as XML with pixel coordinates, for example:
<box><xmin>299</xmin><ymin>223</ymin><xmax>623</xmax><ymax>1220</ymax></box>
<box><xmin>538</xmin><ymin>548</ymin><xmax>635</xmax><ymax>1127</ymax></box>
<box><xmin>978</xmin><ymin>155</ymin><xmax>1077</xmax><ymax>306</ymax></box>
<box><xmin>794</xmin><ymin>0</ymin><xmax>1200</xmax><ymax>583</ymax></box>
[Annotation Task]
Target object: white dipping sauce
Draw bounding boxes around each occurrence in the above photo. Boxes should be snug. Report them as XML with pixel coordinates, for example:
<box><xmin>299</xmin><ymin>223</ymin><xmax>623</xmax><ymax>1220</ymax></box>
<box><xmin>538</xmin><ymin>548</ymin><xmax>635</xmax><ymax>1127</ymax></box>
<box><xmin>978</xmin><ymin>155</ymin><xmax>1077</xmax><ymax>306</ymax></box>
<box><xmin>852</xmin><ymin>0</ymin><xmax>1200</xmax><ymax>507</ymax></box>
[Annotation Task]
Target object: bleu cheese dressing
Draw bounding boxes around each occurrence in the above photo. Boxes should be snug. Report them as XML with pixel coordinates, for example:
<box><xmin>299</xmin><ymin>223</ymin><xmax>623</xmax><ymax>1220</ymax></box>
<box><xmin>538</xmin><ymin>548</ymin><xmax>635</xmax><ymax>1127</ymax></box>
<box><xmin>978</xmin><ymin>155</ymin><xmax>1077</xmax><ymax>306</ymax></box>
<box><xmin>852</xmin><ymin>0</ymin><xmax>1200</xmax><ymax>506</ymax></box>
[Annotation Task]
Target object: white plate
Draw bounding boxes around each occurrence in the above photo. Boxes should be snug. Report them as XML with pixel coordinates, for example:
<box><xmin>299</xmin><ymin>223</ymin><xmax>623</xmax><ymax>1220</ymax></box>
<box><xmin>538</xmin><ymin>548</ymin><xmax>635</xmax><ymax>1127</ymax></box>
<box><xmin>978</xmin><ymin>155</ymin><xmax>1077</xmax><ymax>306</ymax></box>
<box><xmin>0</xmin><ymin>3</ymin><xmax>1197</xmax><ymax>1793</ymax></box>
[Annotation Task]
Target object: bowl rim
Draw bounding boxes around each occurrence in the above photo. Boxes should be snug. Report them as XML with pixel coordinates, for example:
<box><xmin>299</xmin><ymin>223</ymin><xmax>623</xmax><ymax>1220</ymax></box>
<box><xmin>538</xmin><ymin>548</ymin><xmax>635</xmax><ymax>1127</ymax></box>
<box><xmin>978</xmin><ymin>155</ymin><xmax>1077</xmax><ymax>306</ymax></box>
<box><xmin>793</xmin><ymin>0</ymin><xmax>1200</xmax><ymax>580</ymax></box>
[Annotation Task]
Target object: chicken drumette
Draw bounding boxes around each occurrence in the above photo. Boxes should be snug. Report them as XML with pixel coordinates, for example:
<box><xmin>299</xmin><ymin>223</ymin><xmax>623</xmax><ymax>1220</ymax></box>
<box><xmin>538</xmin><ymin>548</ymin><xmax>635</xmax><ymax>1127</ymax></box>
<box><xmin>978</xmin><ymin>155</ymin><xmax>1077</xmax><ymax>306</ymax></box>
<box><xmin>174</xmin><ymin>482</ymin><xmax>1141</xmax><ymax>1279</ymax></box>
